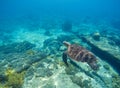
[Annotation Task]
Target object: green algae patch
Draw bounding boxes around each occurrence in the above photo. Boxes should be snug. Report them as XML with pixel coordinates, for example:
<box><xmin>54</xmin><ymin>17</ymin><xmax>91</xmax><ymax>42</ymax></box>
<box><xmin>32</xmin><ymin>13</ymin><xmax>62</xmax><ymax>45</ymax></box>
<box><xmin>0</xmin><ymin>68</ymin><xmax>25</xmax><ymax>88</ymax></box>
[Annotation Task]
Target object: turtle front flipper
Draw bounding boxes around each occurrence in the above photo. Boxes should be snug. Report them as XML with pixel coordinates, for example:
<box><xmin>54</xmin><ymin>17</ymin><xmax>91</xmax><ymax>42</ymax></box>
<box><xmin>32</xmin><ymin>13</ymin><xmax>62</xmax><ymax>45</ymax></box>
<box><xmin>62</xmin><ymin>52</ymin><xmax>69</xmax><ymax>66</ymax></box>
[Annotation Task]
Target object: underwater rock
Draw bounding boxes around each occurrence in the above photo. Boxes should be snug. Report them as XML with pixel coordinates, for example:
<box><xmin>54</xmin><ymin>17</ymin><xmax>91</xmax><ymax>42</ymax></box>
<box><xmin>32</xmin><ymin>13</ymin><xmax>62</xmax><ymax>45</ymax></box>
<box><xmin>0</xmin><ymin>41</ymin><xmax>35</xmax><ymax>54</ymax></box>
<box><xmin>0</xmin><ymin>46</ymin><xmax>47</xmax><ymax>77</ymax></box>
<box><xmin>111</xmin><ymin>74</ymin><xmax>120</xmax><ymax>88</ymax></box>
<box><xmin>62</xmin><ymin>20</ymin><xmax>72</xmax><ymax>32</ymax></box>
<box><xmin>92</xmin><ymin>32</ymin><xmax>101</xmax><ymax>41</ymax></box>
<box><xmin>0</xmin><ymin>49</ymin><xmax>50</xmax><ymax>88</ymax></box>
<box><xmin>44</xmin><ymin>30</ymin><xmax>52</xmax><ymax>36</ymax></box>
<box><xmin>35</xmin><ymin>68</ymin><xmax>53</xmax><ymax>77</ymax></box>
<box><xmin>16</xmin><ymin>64</ymin><xmax>31</xmax><ymax>73</ymax></box>
<box><xmin>108</xmin><ymin>35</ymin><xmax>120</xmax><ymax>47</ymax></box>
<box><xmin>103</xmin><ymin>64</ymin><xmax>110</xmax><ymax>71</ymax></box>
<box><xmin>28</xmin><ymin>53</ymin><xmax>47</xmax><ymax>64</ymax></box>
<box><xmin>70</xmin><ymin>76</ymin><xmax>92</xmax><ymax>88</ymax></box>
<box><xmin>70</xmin><ymin>76</ymin><xmax>84</xmax><ymax>87</ymax></box>
<box><xmin>81</xmin><ymin>36</ymin><xmax>120</xmax><ymax>74</ymax></box>
<box><xmin>41</xmin><ymin>82</ymin><xmax>56</xmax><ymax>88</ymax></box>
<box><xmin>57</xmin><ymin>34</ymin><xmax>75</xmax><ymax>43</ymax></box>
<box><xmin>17</xmin><ymin>52</ymin><xmax>47</xmax><ymax>73</ymax></box>
<box><xmin>0</xmin><ymin>74</ymin><xmax>7</xmax><ymax>83</ymax></box>
<box><xmin>43</xmin><ymin>38</ymin><xmax>58</xmax><ymax>47</ymax></box>
<box><xmin>25</xmin><ymin>67</ymin><xmax>35</xmax><ymax>80</ymax></box>
<box><xmin>43</xmin><ymin>38</ymin><xmax>61</xmax><ymax>55</ymax></box>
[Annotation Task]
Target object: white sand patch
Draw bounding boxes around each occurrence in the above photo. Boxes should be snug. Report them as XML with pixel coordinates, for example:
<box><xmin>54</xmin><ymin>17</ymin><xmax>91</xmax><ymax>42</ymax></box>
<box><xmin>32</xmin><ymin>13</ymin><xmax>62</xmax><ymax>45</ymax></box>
<box><xmin>11</xmin><ymin>28</ymin><xmax>47</xmax><ymax>48</ymax></box>
<box><xmin>11</xmin><ymin>27</ymin><xmax>69</xmax><ymax>48</ymax></box>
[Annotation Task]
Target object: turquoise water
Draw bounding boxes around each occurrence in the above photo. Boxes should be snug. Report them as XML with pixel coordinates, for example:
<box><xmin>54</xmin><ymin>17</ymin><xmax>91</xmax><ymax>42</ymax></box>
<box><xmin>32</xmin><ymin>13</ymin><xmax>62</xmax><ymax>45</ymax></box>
<box><xmin>0</xmin><ymin>0</ymin><xmax>120</xmax><ymax>88</ymax></box>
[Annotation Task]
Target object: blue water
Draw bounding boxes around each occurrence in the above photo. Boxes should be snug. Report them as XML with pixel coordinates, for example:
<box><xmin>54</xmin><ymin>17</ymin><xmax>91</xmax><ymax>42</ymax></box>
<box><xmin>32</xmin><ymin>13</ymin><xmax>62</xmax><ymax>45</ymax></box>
<box><xmin>1</xmin><ymin>0</ymin><xmax>120</xmax><ymax>20</ymax></box>
<box><xmin>0</xmin><ymin>0</ymin><xmax>120</xmax><ymax>88</ymax></box>
<box><xmin>0</xmin><ymin>0</ymin><xmax>120</xmax><ymax>33</ymax></box>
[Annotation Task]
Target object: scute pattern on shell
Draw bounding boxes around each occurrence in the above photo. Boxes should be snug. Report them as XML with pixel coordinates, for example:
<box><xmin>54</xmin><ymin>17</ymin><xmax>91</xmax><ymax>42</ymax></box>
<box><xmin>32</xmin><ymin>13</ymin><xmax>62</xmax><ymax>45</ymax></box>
<box><xmin>67</xmin><ymin>44</ymin><xmax>98</xmax><ymax>70</ymax></box>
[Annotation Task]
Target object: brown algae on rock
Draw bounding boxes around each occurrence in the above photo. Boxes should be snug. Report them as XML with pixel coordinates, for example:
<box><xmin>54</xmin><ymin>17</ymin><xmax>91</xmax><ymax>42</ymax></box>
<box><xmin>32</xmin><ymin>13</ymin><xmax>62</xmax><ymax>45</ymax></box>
<box><xmin>0</xmin><ymin>68</ymin><xmax>25</xmax><ymax>88</ymax></box>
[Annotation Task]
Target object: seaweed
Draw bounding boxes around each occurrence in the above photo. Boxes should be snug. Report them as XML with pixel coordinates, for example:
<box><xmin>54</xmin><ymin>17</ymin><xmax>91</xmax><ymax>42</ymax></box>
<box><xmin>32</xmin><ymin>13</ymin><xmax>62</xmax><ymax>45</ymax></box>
<box><xmin>0</xmin><ymin>68</ymin><xmax>25</xmax><ymax>88</ymax></box>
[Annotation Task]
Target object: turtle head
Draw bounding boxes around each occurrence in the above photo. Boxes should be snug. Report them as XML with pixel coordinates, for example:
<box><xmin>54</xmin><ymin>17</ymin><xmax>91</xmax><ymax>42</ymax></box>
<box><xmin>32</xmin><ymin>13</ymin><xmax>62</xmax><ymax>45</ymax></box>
<box><xmin>63</xmin><ymin>41</ymin><xmax>71</xmax><ymax>47</ymax></box>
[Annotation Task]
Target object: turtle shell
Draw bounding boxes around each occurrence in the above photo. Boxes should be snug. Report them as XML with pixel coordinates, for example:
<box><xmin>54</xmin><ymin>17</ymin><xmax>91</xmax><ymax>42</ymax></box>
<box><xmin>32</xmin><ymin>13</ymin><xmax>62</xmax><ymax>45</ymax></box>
<box><xmin>67</xmin><ymin>44</ymin><xmax>98</xmax><ymax>70</ymax></box>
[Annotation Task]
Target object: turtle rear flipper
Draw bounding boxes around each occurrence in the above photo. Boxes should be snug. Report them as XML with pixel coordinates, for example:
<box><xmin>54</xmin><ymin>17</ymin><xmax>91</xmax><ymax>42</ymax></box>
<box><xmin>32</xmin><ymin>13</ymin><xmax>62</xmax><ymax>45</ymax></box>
<box><xmin>88</xmin><ymin>62</ymin><xmax>99</xmax><ymax>70</ymax></box>
<box><xmin>62</xmin><ymin>52</ymin><xmax>69</xmax><ymax>66</ymax></box>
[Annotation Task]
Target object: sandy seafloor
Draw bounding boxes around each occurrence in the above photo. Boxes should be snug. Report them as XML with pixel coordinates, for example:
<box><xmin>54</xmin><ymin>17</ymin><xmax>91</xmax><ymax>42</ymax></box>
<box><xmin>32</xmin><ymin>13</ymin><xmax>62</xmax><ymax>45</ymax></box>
<box><xmin>0</xmin><ymin>19</ymin><xmax>120</xmax><ymax>88</ymax></box>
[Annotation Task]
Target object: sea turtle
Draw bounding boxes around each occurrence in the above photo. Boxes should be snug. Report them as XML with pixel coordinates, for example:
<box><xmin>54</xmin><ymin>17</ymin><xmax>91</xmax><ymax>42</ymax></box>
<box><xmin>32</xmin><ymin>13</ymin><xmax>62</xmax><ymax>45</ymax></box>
<box><xmin>62</xmin><ymin>41</ymin><xmax>99</xmax><ymax>70</ymax></box>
